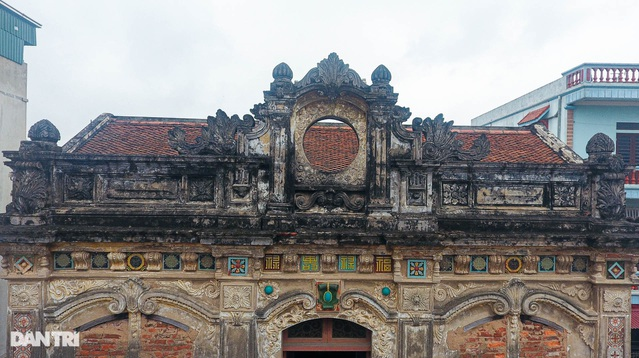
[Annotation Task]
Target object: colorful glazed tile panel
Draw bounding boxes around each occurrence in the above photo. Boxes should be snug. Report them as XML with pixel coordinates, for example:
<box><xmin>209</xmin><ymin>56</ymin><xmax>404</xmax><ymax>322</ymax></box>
<box><xmin>374</xmin><ymin>256</ymin><xmax>392</xmax><ymax>273</ymax></box>
<box><xmin>14</xmin><ymin>255</ymin><xmax>34</xmax><ymax>274</ymax></box>
<box><xmin>571</xmin><ymin>256</ymin><xmax>589</xmax><ymax>273</ymax></box>
<box><xmin>607</xmin><ymin>261</ymin><xmax>625</xmax><ymax>280</ymax></box>
<box><xmin>228</xmin><ymin>257</ymin><xmax>248</xmax><ymax>276</ymax></box>
<box><xmin>607</xmin><ymin>316</ymin><xmax>624</xmax><ymax>358</ymax></box>
<box><xmin>163</xmin><ymin>253</ymin><xmax>181</xmax><ymax>270</ymax></box>
<box><xmin>470</xmin><ymin>256</ymin><xmax>488</xmax><ymax>273</ymax></box>
<box><xmin>264</xmin><ymin>254</ymin><xmax>281</xmax><ymax>271</ymax></box>
<box><xmin>407</xmin><ymin>259</ymin><xmax>426</xmax><ymax>278</ymax></box>
<box><xmin>538</xmin><ymin>256</ymin><xmax>556</xmax><ymax>272</ymax></box>
<box><xmin>300</xmin><ymin>255</ymin><xmax>320</xmax><ymax>272</ymax></box>
<box><xmin>338</xmin><ymin>255</ymin><xmax>357</xmax><ymax>272</ymax></box>
<box><xmin>198</xmin><ymin>253</ymin><xmax>216</xmax><ymax>270</ymax></box>
<box><xmin>91</xmin><ymin>252</ymin><xmax>109</xmax><ymax>269</ymax></box>
<box><xmin>53</xmin><ymin>252</ymin><xmax>73</xmax><ymax>270</ymax></box>
<box><xmin>505</xmin><ymin>256</ymin><xmax>523</xmax><ymax>273</ymax></box>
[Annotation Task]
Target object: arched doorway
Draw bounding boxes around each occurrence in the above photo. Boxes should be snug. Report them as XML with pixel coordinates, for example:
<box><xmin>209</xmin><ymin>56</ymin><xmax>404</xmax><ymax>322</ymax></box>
<box><xmin>282</xmin><ymin>318</ymin><xmax>371</xmax><ymax>358</ymax></box>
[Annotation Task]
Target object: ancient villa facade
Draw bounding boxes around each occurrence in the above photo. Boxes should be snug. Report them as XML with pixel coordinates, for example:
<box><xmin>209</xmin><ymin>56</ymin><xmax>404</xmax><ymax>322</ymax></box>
<box><xmin>1</xmin><ymin>53</ymin><xmax>638</xmax><ymax>357</ymax></box>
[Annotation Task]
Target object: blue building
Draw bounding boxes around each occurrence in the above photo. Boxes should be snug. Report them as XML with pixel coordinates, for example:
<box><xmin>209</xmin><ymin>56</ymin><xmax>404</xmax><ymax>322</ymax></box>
<box><xmin>471</xmin><ymin>63</ymin><xmax>639</xmax><ymax>354</ymax></box>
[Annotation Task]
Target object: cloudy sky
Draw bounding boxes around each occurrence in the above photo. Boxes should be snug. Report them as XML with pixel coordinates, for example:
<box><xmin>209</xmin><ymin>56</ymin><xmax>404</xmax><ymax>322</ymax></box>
<box><xmin>13</xmin><ymin>0</ymin><xmax>639</xmax><ymax>143</ymax></box>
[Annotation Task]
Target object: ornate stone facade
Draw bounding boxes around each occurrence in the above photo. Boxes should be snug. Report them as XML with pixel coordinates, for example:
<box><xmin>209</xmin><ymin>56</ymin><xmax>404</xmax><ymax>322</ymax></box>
<box><xmin>1</xmin><ymin>53</ymin><xmax>638</xmax><ymax>357</ymax></box>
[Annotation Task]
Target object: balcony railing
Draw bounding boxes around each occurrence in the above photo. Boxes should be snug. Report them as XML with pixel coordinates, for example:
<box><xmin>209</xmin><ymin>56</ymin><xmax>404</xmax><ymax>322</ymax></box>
<box><xmin>565</xmin><ymin>64</ymin><xmax>639</xmax><ymax>88</ymax></box>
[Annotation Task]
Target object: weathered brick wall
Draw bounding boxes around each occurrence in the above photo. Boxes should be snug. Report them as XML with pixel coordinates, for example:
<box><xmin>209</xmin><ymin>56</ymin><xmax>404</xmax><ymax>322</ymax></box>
<box><xmin>448</xmin><ymin>318</ymin><xmax>508</xmax><ymax>358</ymax></box>
<box><xmin>520</xmin><ymin>319</ymin><xmax>567</xmax><ymax>358</ymax></box>
<box><xmin>140</xmin><ymin>316</ymin><xmax>195</xmax><ymax>358</ymax></box>
<box><xmin>447</xmin><ymin>317</ymin><xmax>567</xmax><ymax>358</ymax></box>
<box><xmin>74</xmin><ymin>316</ymin><xmax>195</xmax><ymax>357</ymax></box>
<box><xmin>76</xmin><ymin>319</ymin><xmax>128</xmax><ymax>357</ymax></box>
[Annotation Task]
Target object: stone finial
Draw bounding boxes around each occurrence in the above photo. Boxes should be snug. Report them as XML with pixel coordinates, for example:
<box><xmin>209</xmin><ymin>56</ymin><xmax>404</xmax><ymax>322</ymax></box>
<box><xmin>371</xmin><ymin>64</ymin><xmax>392</xmax><ymax>84</ymax></box>
<box><xmin>28</xmin><ymin>119</ymin><xmax>60</xmax><ymax>143</ymax></box>
<box><xmin>586</xmin><ymin>133</ymin><xmax>615</xmax><ymax>158</ymax></box>
<box><xmin>272</xmin><ymin>62</ymin><xmax>293</xmax><ymax>81</ymax></box>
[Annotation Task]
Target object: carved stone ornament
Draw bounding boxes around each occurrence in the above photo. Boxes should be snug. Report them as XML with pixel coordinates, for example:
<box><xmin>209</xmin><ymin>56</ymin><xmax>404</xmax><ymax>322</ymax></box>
<box><xmin>538</xmin><ymin>283</ymin><xmax>592</xmax><ymax>301</ymax></box>
<box><xmin>442</xmin><ymin>183</ymin><xmax>468</xmax><ymax>206</ymax></box>
<box><xmin>159</xmin><ymin>280</ymin><xmax>220</xmax><ymax>300</ymax></box>
<box><xmin>181</xmin><ymin>252</ymin><xmax>199</xmax><ymax>271</ymax></box>
<box><xmin>223</xmin><ymin>285</ymin><xmax>253</xmax><ymax>310</ymax></box>
<box><xmin>577</xmin><ymin>324</ymin><xmax>595</xmax><ymax>350</ymax></box>
<box><xmin>168</xmin><ymin>109</ymin><xmax>255</xmax><ymax>155</ymax></box>
<box><xmin>454</xmin><ymin>255</ymin><xmax>470</xmax><ymax>275</ymax></box>
<box><xmin>112</xmin><ymin>278</ymin><xmax>149</xmax><ymax>313</ymax></box>
<box><xmin>358</xmin><ymin>254</ymin><xmax>374</xmax><ymax>273</ymax></box>
<box><xmin>260</xmin><ymin>297</ymin><xmax>318</xmax><ymax>358</ymax></box>
<box><xmin>10</xmin><ymin>283</ymin><xmax>39</xmax><ymax>307</ymax></box>
<box><xmin>296</xmin><ymin>52</ymin><xmax>366</xmax><ymax>99</ymax></box>
<box><xmin>586</xmin><ymin>132</ymin><xmax>615</xmax><ymax>157</ymax></box>
<box><xmin>65</xmin><ymin>175</ymin><xmax>94</xmax><ymax>201</ymax></box>
<box><xmin>413</xmin><ymin>114</ymin><xmax>490</xmax><ymax>162</ymax></box>
<box><xmin>8</xmin><ymin>169</ymin><xmax>48</xmax><ymax>215</ymax></box>
<box><xmin>338</xmin><ymin>300</ymin><xmax>396</xmax><ymax>358</ymax></box>
<box><xmin>295</xmin><ymin>190</ymin><xmax>365</xmax><ymax>211</ymax></box>
<box><xmin>48</xmin><ymin>279</ymin><xmax>112</xmax><ymax>303</ymax></box>
<box><xmin>321</xmin><ymin>254</ymin><xmax>337</xmax><ymax>273</ymax></box>
<box><xmin>433</xmin><ymin>282</ymin><xmax>483</xmax><ymax>302</ymax></box>
<box><xmin>144</xmin><ymin>252</ymin><xmax>162</xmax><ymax>271</ymax></box>
<box><xmin>374</xmin><ymin>282</ymin><xmax>398</xmax><ymax>308</ymax></box>
<box><xmin>402</xmin><ymin>287</ymin><xmax>430</xmax><ymax>311</ymax></box>
<box><xmin>282</xmin><ymin>254</ymin><xmax>299</xmax><ymax>273</ymax></box>
<box><xmin>108</xmin><ymin>252</ymin><xmax>127</xmax><ymax>271</ymax></box>
<box><xmin>603</xmin><ymin>290</ymin><xmax>630</xmax><ymax>313</ymax></box>
<box><xmin>28</xmin><ymin>119</ymin><xmax>61</xmax><ymax>143</ymax></box>
<box><xmin>597</xmin><ymin>180</ymin><xmax>626</xmax><ymax>220</ymax></box>
<box><xmin>258</xmin><ymin>281</ymin><xmax>280</xmax><ymax>308</ymax></box>
<box><xmin>71</xmin><ymin>251</ymin><xmax>90</xmax><ymax>271</ymax></box>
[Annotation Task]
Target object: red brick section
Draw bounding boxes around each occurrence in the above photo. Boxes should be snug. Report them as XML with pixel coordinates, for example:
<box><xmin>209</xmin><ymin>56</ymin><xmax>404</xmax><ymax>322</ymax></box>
<box><xmin>140</xmin><ymin>316</ymin><xmax>195</xmax><ymax>358</ymax></box>
<box><xmin>519</xmin><ymin>319</ymin><xmax>567</xmax><ymax>358</ymax></box>
<box><xmin>71</xmin><ymin>118</ymin><xmax>566</xmax><ymax>166</ymax></box>
<box><xmin>566</xmin><ymin>109</ymin><xmax>574</xmax><ymax>148</ymax></box>
<box><xmin>76</xmin><ymin>320</ymin><xmax>128</xmax><ymax>358</ymax></box>
<box><xmin>303</xmin><ymin>123</ymin><xmax>359</xmax><ymax>172</ymax></box>
<box><xmin>447</xmin><ymin>317</ymin><xmax>567</xmax><ymax>358</ymax></box>
<box><xmin>448</xmin><ymin>318</ymin><xmax>508</xmax><ymax>358</ymax></box>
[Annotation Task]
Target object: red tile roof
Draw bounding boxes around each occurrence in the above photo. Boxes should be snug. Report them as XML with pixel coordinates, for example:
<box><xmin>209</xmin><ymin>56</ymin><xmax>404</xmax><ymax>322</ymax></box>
<box><xmin>69</xmin><ymin>117</ymin><xmax>567</xmax><ymax>167</ymax></box>
<box><xmin>518</xmin><ymin>105</ymin><xmax>550</xmax><ymax>126</ymax></box>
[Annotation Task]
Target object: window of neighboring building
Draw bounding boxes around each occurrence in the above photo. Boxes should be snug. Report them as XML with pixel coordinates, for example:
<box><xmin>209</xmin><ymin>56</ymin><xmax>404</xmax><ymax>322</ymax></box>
<box><xmin>616</xmin><ymin>122</ymin><xmax>639</xmax><ymax>166</ymax></box>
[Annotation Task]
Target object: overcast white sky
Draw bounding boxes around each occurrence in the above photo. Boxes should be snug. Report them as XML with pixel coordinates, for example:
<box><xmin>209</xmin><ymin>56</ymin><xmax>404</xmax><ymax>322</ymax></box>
<box><xmin>13</xmin><ymin>0</ymin><xmax>639</xmax><ymax>143</ymax></box>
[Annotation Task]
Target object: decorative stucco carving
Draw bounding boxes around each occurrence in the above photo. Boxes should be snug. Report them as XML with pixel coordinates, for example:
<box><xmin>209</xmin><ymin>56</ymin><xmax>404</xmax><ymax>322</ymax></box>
<box><xmin>223</xmin><ymin>285</ymin><xmax>253</xmax><ymax>310</ymax></box>
<box><xmin>7</xmin><ymin>169</ymin><xmax>47</xmax><ymax>215</ymax></box>
<box><xmin>555</xmin><ymin>255</ymin><xmax>572</xmax><ymax>274</ymax></box>
<box><xmin>159</xmin><ymin>280</ymin><xmax>220</xmax><ymax>300</ymax></box>
<box><xmin>168</xmin><ymin>109</ymin><xmax>255</xmax><ymax>155</ymax></box>
<box><xmin>413</xmin><ymin>114</ymin><xmax>489</xmax><ymax>162</ymax></box>
<box><xmin>433</xmin><ymin>282</ymin><xmax>483</xmax><ymax>302</ymax></box>
<box><xmin>338</xmin><ymin>301</ymin><xmax>396</xmax><ymax>358</ymax></box>
<box><xmin>296</xmin><ymin>52</ymin><xmax>366</xmax><ymax>99</ymax></box>
<box><xmin>194</xmin><ymin>324</ymin><xmax>220</xmax><ymax>357</ymax></box>
<box><xmin>442</xmin><ymin>183</ymin><xmax>468</xmax><ymax>206</ymax></box>
<box><xmin>358</xmin><ymin>254</ymin><xmax>374</xmax><ymax>273</ymax></box>
<box><xmin>577</xmin><ymin>324</ymin><xmax>595</xmax><ymax>350</ymax></box>
<box><xmin>108</xmin><ymin>252</ymin><xmax>127</xmax><ymax>271</ymax></box>
<box><xmin>603</xmin><ymin>290</ymin><xmax>630</xmax><ymax>313</ymax></box>
<box><xmin>65</xmin><ymin>175</ymin><xmax>94</xmax><ymax>201</ymax></box>
<box><xmin>454</xmin><ymin>255</ymin><xmax>470</xmax><ymax>275</ymax></box>
<box><xmin>258</xmin><ymin>281</ymin><xmax>280</xmax><ymax>308</ymax></box>
<box><xmin>111</xmin><ymin>278</ymin><xmax>149</xmax><ymax>314</ymax></box>
<box><xmin>181</xmin><ymin>252</ymin><xmax>199</xmax><ymax>271</ymax></box>
<box><xmin>144</xmin><ymin>252</ymin><xmax>162</xmax><ymax>271</ymax></box>
<box><xmin>523</xmin><ymin>255</ymin><xmax>539</xmax><ymax>274</ymax></box>
<box><xmin>321</xmin><ymin>254</ymin><xmax>337</xmax><ymax>273</ymax></box>
<box><xmin>48</xmin><ymin>279</ymin><xmax>112</xmax><ymax>303</ymax></box>
<box><xmin>552</xmin><ymin>184</ymin><xmax>576</xmax><ymax>207</ymax></box>
<box><xmin>28</xmin><ymin>119</ymin><xmax>61</xmax><ymax>142</ymax></box>
<box><xmin>295</xmin><ymin>190</ymin><xmax>365</xmax><ymax>211</ymax></box>
<box><xmin>282</xmin><ymin>254</ymin><xmax>299</xmax><ymax>273</ymax></box>
<box><xmin>597</xmin><ymin>180</ymin><xmax>626</xmax><ymax>220</ymax></box>
<box><xmin>10</xmin><ymin>283</ymin><xmax>39</xmax><ymax>307</ymax></box>
<box><xmin>71</xmin><ymin>251</ymin><xmax>90</xmax><ymax>271</ymax></box>
<box><xmin>488</xmin><ymin>256</ymin><xmax>504</xmax><ymax>274</ymax></box>
<box><xmin>538</xmin><ymin>283</ymin><xmax>592</xmax><ymax>301</ymax></box>
<box><xmin>261</xmin><ymin>298</ymin><xmax>318</xmax><ymax>358</ymax></box>
<box><xmin>402</xmin><ymin>287</ymin><xmax>430</xmax><ymax>311</ymax></box>
<box><xmin>374</xmin><ymin>282</ymin><xmax>397</xmax><ymax>308</ymax></box>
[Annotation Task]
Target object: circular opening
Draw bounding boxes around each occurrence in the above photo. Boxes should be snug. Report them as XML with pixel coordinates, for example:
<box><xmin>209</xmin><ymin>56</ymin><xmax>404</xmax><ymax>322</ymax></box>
<box><xmin>303</xmin><ymin>118</ymin><xmax>359</xmax><ymax>173</ymax></box>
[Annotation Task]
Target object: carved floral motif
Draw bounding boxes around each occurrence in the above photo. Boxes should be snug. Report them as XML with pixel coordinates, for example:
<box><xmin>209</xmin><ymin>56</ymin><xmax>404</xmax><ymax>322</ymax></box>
<box><xmin>65</xmin><ymin>175</ymin><xmax>94</xmax><ymax>201</ymax></box>
<box><xmin>442</xmin><ymin>183</ymin><xmax>468</xmax><ymax>206</ymax></box>
<box><xmin>260</xmin><ymin>299</ymin><xmax>318</xmax><ymax>358</ymax></box>
<box><xmin>159</xmin><ymin>280</ymin><xmax>220</xmax><ymax>299</ymax></box>
<box><xmin>597</xmin><ymin>180</ymin><xmax>626</xmax><ymax>220</ymax></box>
<box><xmin>538</xmin><ymin>283</ymin><xmax>592</xmax><ymax>301</ymax></box>
<box><xmin>338</xmin><ymin>301</ymin><xmax>396</xmax><ymax>358</ymax></box>
<box><xmin>295</xmin><ymin>190</ymin><xmax>365</xmax><ymax>211</ymax></box>
<box><xmin>223</xmin><ymin>285</ymin><xmax>252</xmax><ymax>310</ymax></box>
<box><xmin>10</xmin><ymin>283</ymin><xmax>39</xmax><ymax>307</ymax></box>
<box><xmin>8</xmin><ymin>169</ymin><xmax>47</xmax><ymax>215</ymax></box>
<box><xmin>402</xmin><ymin>287</ymin><xmax>430</xmax><ymax>311</ymax></box>
<box><xmin>48</xmin><ymin>279</ymin><xmax>112</xmax><ymax>303</ymax></box>
<box><xmin>603</xmin><ymin>290</ymin><xmax>630</xmax><ymax>312</ymax></box>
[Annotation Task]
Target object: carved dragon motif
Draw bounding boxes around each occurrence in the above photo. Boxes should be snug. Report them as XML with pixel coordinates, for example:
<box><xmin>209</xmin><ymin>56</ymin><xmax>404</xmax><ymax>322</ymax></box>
<box><xmin>413</xmin><ymin>114</ymin><xmax>490</xmax><ymax>162</ymax></box>
<box><xmin>168</xmin><ymin>109</ymin><xmax>255</xmax><ymax>155</ymax></box>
